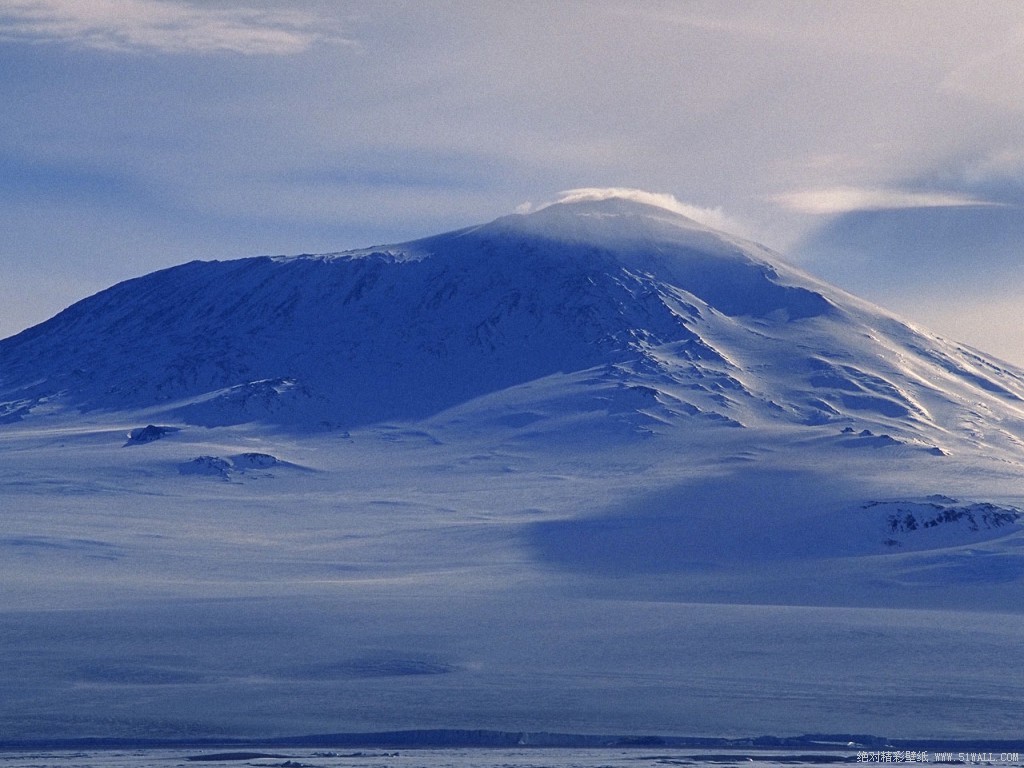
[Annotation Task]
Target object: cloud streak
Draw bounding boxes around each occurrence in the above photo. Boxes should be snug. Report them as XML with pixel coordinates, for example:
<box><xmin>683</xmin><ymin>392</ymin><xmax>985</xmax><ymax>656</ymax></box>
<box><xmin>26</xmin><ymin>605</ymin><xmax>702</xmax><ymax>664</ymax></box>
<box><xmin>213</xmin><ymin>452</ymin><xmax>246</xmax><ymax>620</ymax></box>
<box><xmin>773</xmin><ymin>187</ymin><xmax>1004</xmax><ymax>215</ymax></box>
<box><xmin>0</xmin><ymin>0</ymin><xmax>349</xmax><ymax>55</ymax></box>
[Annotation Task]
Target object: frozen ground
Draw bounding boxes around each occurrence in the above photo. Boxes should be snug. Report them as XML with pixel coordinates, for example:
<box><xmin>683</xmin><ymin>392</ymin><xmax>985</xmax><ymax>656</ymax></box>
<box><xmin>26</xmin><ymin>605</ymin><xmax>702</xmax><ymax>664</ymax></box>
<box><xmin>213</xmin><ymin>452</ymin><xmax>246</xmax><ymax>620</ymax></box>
<box><xmin>3</xmin><ymin>412</ymin><xmax>1024</xmax><ymax>742</ymax></box>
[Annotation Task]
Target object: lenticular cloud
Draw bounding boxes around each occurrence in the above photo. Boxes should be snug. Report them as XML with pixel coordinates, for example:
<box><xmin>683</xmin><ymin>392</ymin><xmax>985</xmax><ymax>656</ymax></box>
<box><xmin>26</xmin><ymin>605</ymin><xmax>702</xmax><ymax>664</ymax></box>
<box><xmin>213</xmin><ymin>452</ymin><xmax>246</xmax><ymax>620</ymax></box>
<box><xmin>774</xmin><ymin>186</ymin><xmax>1002</xmax><ymax>215</ymax></box>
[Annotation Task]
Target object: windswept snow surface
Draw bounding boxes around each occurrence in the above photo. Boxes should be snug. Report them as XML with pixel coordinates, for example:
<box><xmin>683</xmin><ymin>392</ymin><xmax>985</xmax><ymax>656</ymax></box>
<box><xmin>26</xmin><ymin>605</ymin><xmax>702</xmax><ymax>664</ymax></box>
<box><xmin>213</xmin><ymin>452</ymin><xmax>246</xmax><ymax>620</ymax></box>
<box><xmin>3</xmin><ymin>195</ymin><xmax>1024</xmax><ymax>741</ymax></box>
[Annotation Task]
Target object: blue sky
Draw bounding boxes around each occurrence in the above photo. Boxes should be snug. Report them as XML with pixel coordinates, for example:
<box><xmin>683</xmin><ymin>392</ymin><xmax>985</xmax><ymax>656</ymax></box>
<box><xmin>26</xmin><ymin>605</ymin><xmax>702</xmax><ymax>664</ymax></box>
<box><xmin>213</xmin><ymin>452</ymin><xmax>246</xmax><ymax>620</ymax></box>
<box><xmin>2</xmin><ymin>1</ymin><xmax>1023</xmax><ymax>363</ymax></box>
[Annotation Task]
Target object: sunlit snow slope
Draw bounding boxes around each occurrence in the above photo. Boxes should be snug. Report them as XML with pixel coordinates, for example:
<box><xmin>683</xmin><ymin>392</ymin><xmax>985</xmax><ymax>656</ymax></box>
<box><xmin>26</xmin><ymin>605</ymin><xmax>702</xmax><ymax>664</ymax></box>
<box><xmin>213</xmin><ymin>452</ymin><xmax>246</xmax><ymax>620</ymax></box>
<box><xmin>3</xmin><ymin>194</ymin><xmax>1024</xmax><ymax>742</ymax></box>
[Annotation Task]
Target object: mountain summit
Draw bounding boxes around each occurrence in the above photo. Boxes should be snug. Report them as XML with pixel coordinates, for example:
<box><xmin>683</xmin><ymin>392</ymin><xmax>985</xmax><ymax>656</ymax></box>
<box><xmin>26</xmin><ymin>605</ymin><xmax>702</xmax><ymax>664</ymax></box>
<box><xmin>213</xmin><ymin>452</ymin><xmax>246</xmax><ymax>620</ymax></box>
<box><xmin>3</xmin><ymin>190</ymin><xmax>1023</xmax><ymax>448</ymax></box>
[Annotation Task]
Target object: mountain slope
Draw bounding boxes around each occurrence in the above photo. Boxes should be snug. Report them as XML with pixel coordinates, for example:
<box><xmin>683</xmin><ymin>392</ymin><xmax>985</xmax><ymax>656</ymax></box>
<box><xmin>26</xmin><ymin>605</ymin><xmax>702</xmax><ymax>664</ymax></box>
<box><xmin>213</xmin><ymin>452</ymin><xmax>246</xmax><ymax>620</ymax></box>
<box><xmin>4</xmin><ymin>194</ymin><xmax>1024</xmax><ymax>452</ymax></box>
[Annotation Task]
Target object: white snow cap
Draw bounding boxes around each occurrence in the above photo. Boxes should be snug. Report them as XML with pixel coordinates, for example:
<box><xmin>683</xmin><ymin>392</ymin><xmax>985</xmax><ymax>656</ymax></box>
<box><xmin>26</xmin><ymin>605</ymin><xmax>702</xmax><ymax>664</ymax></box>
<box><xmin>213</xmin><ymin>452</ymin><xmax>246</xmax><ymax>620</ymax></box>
<box><xmin>527</xmin><ymin>187</ymin><xmax>737</xmax><ymax>233</ymax></box>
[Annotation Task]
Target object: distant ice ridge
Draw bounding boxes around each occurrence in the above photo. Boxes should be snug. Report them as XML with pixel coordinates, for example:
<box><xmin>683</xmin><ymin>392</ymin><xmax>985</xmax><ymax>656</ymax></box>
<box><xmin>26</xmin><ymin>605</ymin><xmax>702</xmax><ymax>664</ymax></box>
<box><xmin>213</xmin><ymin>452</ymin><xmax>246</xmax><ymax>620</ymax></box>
<box><xmin>4</xmin><ymin>744</ymin><xmax>1007</xmax><ymax>768</ymax></box>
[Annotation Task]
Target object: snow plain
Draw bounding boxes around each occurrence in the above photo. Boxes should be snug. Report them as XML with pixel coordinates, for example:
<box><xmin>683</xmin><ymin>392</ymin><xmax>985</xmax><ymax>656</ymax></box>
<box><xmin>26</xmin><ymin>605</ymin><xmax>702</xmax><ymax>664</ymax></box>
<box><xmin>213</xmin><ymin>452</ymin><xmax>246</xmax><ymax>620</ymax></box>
<box><xmin>3</xmin><ymin>195</ymin><xmax>1024</xmax><ymax>744</ymax></box>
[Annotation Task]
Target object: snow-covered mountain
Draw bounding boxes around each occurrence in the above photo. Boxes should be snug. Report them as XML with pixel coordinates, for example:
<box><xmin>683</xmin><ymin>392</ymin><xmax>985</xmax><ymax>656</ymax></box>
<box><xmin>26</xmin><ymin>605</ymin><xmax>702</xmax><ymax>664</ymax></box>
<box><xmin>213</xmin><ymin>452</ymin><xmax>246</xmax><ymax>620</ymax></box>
<box><xmin>3</xmin><ymin>192</ymin><xmax>1024</xmax><ymax>744</ymax></box>
<box><xmin>4</xmin><ymin>194</ymin><xmax>1024</xmax><ymax>452</ymax></box>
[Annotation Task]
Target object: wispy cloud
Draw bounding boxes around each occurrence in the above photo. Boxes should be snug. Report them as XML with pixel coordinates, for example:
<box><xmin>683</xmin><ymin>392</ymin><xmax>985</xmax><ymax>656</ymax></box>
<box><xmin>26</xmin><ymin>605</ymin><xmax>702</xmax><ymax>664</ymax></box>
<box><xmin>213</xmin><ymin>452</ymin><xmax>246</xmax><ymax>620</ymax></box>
<box><xmin>0</xmin><ymin>0</ymin><xmax>350</xmax><ymax>55</ymax></box>
<box><xmin>773</xmin><ymin>186</ymin><xmax>1004</xmax><ymax>215</ymax></box>
<box><xmin>524</xmin><ymin>187</ymin><xmax>747</xmax><ymax>234</ymax></box>
<box><xmin>939</xmin><ymin>24</ymin><xmax>1024</xmax><ymax>113</ymax></box>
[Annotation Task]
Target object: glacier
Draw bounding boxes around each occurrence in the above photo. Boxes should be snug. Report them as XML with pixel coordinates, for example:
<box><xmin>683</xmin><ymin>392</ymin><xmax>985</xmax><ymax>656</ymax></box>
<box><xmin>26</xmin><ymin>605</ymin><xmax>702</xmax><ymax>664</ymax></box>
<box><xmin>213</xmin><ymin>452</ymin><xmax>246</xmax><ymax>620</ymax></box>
<box><xmin>2</xmin><ymin>193</ymin><xmax>1024</xmax><ymax>743</ymax></box>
